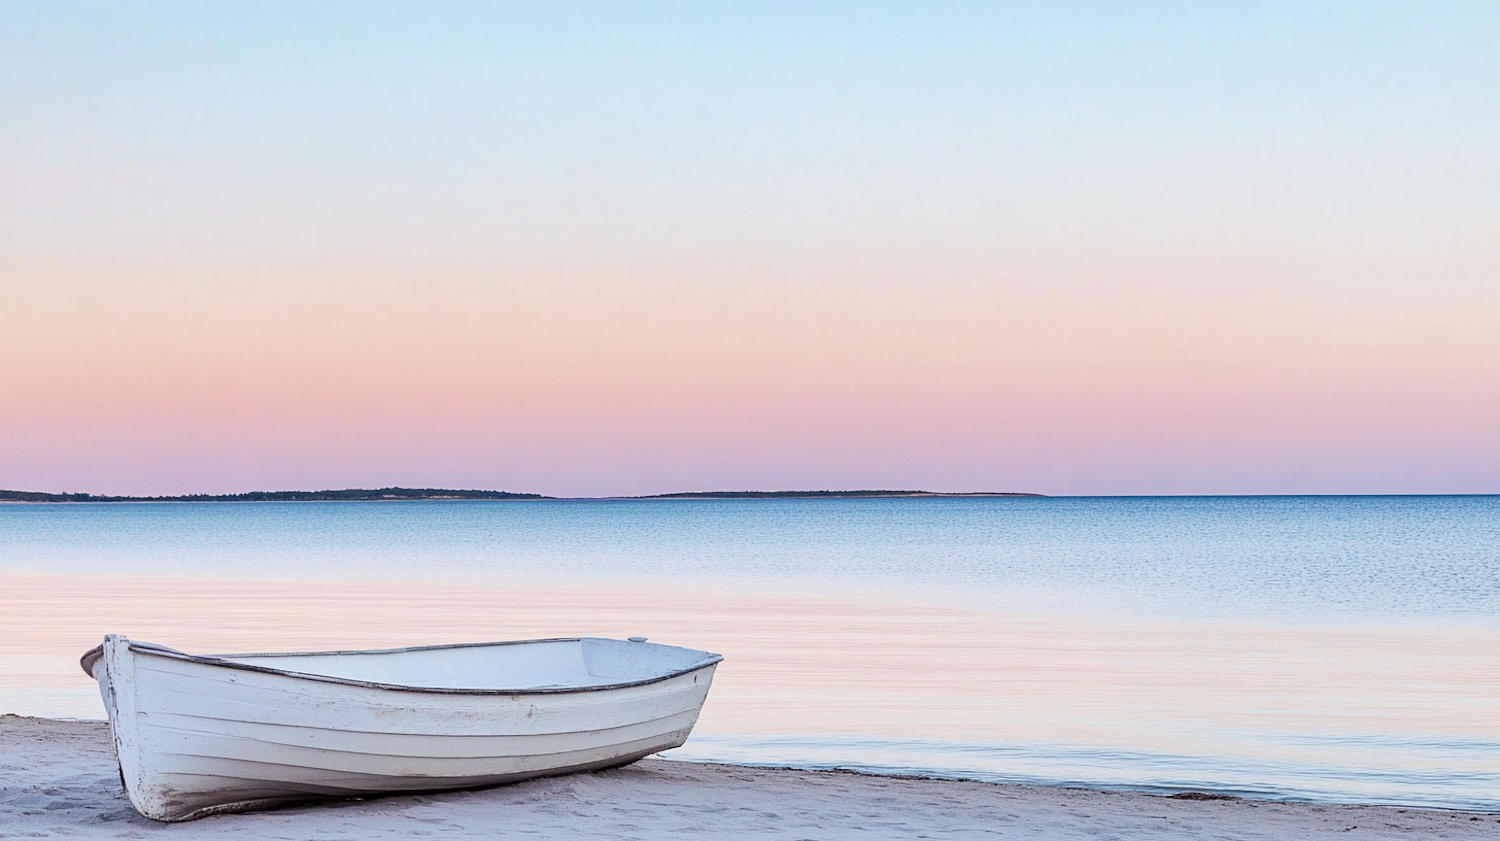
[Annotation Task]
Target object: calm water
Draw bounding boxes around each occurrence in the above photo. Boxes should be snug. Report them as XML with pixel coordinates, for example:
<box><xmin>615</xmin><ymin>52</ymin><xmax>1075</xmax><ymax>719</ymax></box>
<box><xmin>2</xmin><ymin>497</ymin><xmax>1497</xmax><ymax>809</ymax></box>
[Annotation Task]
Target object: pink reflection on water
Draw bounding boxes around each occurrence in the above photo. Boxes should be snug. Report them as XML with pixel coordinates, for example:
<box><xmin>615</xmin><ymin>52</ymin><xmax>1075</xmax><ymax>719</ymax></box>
<box><xmin>3</xmin><ymin>571</ymin><xmax>1495</xmax><ymax>767</ymax></box>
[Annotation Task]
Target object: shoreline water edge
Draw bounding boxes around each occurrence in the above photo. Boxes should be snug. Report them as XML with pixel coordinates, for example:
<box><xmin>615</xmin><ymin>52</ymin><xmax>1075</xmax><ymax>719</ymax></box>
<box><xmin>4</xmin><ymin>717</ymin><xmax>1497</xmax><ymax>839</ymax></box>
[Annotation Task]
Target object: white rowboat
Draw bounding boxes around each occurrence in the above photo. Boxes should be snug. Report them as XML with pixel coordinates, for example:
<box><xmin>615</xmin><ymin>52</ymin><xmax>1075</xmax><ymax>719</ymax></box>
<box><xmin>81</xmin><ymin>634</ymin><xmax>722</xmax><ymax>822</ymax></box>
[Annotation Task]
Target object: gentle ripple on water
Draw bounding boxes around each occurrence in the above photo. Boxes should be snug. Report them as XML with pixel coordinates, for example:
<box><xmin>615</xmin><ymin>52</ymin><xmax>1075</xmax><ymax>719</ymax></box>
<box><xmin>0</xmin><ymin>496</ymin><xmax>1496</xmax><ymax>809</ymax></box>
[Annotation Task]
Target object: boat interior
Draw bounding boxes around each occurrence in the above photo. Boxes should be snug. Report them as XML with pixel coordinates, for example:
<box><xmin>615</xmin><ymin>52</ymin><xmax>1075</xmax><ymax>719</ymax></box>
<box><xmin>205</xmin><ymin>637</ymin><xmax>718</xmax><ymax>691</ymax></box>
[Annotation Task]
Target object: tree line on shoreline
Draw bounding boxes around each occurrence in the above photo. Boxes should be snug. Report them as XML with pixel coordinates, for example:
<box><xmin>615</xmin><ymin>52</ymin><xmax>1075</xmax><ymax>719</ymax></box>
<box><xmin>0</xmin><ymin>488</ymin><xmax>547</xmax><ymax>503</ymax></box>
<box><xmin>1</xmin><ymin>488</ymin><xmax>1042</xmax><ymax>503</ymax></box>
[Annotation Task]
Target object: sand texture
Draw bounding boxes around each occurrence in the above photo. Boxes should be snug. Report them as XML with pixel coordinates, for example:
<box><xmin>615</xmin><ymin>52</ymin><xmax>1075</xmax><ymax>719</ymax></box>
<box><xmin>2</xmin><ymin>716</ymin><xmax>1496</xmax><ymax>840</ymax></box>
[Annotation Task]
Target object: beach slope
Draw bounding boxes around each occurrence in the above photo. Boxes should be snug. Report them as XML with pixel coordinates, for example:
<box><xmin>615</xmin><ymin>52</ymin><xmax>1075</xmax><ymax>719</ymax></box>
<box><xmin>2</xmin><ymin>716</ymin><xmax>1494</xmax><ymax>840</ymax></box>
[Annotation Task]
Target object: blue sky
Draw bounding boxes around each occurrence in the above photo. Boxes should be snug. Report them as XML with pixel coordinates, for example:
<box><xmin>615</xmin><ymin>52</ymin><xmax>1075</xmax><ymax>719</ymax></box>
<box><xmin>2</xmin><ymin>3</ymin><xmax>1497</xmax><ymax>495</ymax></box>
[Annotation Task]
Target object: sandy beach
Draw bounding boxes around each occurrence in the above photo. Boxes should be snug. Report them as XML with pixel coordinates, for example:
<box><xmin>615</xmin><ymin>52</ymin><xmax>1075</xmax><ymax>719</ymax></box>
<box><xmin>3</xmin><ymin>716</ymin><xmax>1495</xmax><ymax>840</ymax></box>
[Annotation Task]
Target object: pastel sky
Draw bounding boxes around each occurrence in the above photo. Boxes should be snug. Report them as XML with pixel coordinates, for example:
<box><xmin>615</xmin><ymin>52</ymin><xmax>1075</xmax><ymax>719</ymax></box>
<box><xmin>3</xmin><ymin>2</ymin><xmax>1497</xmax><ymax>497</ymax></box>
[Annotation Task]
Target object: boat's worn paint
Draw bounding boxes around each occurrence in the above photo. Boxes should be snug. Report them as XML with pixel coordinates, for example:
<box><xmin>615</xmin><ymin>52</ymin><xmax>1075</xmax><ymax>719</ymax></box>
<box><xmin>84</xmin><ymin>635</ymin><xmax>721</xmax><ymax>822</ymax></box>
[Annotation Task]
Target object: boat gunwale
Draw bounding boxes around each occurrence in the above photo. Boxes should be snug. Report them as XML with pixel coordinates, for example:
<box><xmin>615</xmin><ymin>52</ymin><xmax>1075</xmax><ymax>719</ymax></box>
<box><xmin>81</xmin><ymin>637</ymin><xmax>723</xmax><ymax>696</ymax></box>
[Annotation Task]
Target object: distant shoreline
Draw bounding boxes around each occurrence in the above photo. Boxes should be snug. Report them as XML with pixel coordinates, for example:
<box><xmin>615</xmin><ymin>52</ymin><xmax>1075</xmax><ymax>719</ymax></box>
<box><xmin>0</xmin><ymin>487</ymin><xmax>1044</xmax><ymax>503</ymax></box>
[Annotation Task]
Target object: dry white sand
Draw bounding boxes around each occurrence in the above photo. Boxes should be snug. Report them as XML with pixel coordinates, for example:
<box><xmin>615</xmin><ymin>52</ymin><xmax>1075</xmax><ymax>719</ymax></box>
<box><xmin>3</xmin><ymin>716</ymin><xmax>1496</xmax><ymax>840</ymax></box>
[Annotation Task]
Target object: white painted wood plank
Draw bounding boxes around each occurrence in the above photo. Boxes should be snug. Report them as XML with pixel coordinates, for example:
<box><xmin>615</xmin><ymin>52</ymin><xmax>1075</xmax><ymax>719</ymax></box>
<box><xmin>89</xmin><ymin>634</ymin><xmax>720</xmax><ymax>822</ymax></box>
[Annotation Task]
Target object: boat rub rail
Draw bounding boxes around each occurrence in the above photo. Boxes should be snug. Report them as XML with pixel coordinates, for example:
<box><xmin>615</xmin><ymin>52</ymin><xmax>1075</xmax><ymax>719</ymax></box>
<box><xmin>79</xmin><ymin>637</ymin><xmax>724</xmax><ymax>695</ymax></box>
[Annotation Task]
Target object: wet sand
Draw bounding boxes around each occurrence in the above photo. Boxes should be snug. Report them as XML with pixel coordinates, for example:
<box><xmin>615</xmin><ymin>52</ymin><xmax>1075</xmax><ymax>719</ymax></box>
<box><xmin>3</xmin><ymin>716</ymin><xmax>1495</xmax><ymax>840</ymax></box>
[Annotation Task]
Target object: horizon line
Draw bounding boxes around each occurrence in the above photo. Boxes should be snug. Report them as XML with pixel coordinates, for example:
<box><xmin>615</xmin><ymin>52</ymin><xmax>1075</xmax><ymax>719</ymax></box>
<box><xmin>4</xmin><ymin>487</ymin><xmax>1498</xmax><ymax>503</ymax></box>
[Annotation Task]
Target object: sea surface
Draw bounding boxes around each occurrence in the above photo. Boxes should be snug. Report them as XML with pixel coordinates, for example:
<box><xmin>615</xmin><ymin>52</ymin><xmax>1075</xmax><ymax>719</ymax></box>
<box><xmin>2</xmin><ymin>496</ymin><xmax>1497</xmax><ymax>809</ymax></box>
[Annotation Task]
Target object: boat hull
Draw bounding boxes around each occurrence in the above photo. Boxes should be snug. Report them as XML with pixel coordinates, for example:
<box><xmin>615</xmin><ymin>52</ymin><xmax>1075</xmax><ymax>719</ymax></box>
<box><xmin>89</xmin><ymin>636</ymin><xmax>719</xmax><ymax>821</ymax></box>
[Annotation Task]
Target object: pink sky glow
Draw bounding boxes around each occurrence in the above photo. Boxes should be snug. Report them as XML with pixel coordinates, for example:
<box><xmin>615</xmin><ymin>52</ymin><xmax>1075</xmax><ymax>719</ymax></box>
<box><xmin>3</xmin><ymin>6</ymin><xmax>1497</xmax><ymax>496</ymax></box>
<box><xmin>4</xmin><ymin>264</ymin><xmax>1496</xmax><ymax>497</ymax></box>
